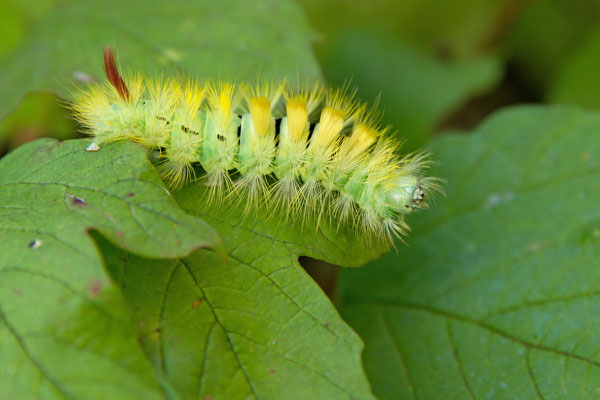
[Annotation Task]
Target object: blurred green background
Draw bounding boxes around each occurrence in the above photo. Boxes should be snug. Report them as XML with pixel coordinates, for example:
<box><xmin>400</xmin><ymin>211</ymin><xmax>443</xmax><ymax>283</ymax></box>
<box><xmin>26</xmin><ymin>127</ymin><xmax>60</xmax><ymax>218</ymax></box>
<box><xmin>1</xmin><ymin>0</ymin><xmax>599</xmax><ymax>157</ymax></box>
<box><xmin>301</xmin><ymin>0</ymin><xmax>600</xmax><ymax>149</ymax></box>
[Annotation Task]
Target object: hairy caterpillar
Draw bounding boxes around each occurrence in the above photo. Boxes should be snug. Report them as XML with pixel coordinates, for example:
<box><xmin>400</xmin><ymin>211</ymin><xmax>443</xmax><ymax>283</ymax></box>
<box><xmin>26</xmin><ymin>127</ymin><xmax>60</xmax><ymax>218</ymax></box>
<box><xmin>71</xmin><ymin>47</ymin><xmax>441</xmax><ymax>243</ymax></box>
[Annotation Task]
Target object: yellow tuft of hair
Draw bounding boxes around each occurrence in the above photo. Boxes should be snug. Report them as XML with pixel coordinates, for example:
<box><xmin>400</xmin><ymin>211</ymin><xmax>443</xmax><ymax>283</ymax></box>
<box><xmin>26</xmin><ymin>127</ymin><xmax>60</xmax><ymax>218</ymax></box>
<box><xmin>178</xmin><ymin>79</ymin><xmax>206</xmax><ymax>122</ymax></box>
<box><xmin>346</xmin><ymin>124</ymin><xmax>379</xmax><ymax>161</ymax></box>
<box><xmin>206</xmin><ymin>81</ymin><xmax>241</xmax><ymax>130</ymax></box>
<box><xmin>309</xmin><ymin>85</ymin><xmax>361</xmax><ymax>152</ymax></box>
<box><xmin>126</xmin><ymin>74</ymin><xmax>145</xmax><ymax>103</ymax></box>
<box><xmin>285</xmin><ymin>97</ymin><xmax>309</xmax><ymax>142</ymax></box>
<box><xmin>285</xmin><ymin>82</ymin><xmax>324</xmax><ymax>120</ymax></box>
<box><xmin>325</xmin><ymin>85</ymin><xmax>361</xmax><ymax>123</ymax></box>
<box><xmin>367</xmin><ymin>137</ymin><xmax>402</xmax><ymax>186</ymax></box>
<box><xmin>248</xmin><ymin>96</ymin><xmax>273</xmax><ymax>138</ymax></box>
<box><xmin>313</xmin><ymin>107</ymin><xmax>345</xmax><ymax>148</ymax></box>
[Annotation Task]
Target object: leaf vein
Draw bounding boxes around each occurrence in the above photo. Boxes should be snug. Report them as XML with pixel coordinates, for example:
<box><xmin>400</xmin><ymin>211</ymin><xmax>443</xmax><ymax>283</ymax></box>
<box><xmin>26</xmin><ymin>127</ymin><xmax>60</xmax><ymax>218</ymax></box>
<box><xmin>380</xmin><ymin>309</ymin><xmax>417</xmax><ymax>400</ymax></box>
<box><xmin>445</xmin><ymin>319</ymin><xmax>476</xmax><ymax>400</ymax></box>
<box><xmin>180</xmin><ymin>259</ymin><xmax>259</xmax><ymax>400</ymax></box>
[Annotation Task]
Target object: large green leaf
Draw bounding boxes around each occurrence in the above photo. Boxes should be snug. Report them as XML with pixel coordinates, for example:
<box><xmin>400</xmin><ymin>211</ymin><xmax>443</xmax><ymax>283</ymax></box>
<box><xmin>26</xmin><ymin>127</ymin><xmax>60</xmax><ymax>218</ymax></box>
<box><xmin>0</xmin><ymin>0</ymin><xmax>321</xmax><ymax>121</ymax></box>
<box><xmin>0</xmin><ymin>138</ymin><xmax>220</xmax><ymax>399</ymax></box>
<box><xmin>97</xmin><ymin>180</ymin><xmax>390</xmax><ymax>400</ymax></box>
<box><xmin>340</xmin><ymin>106</ymin><xmax>600</xmax><ymax>399</ymax></box>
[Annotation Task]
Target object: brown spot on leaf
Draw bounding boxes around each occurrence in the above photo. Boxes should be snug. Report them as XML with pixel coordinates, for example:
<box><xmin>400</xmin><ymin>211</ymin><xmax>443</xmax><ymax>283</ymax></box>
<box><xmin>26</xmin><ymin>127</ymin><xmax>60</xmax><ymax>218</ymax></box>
<box><xmin>88</xmin><ymin>279</ymin><xmax>103</xmax><ymax>296</ymax></box>
<box><xmin>67</xmin><ymin>194</ymin><xmax>87</xmax><ymax>206</ymax></box>
<box><xmin>116</xmin><ymin>231</ymin><xmax>124</xmax><ymax>238</ymax></box>
<box><xmin>12</xmin><ymin>289</ymin><xmax>22</xmax><ymax>296</ymax></box>
<box><xmin>72</xmin><ymin>197</ymin><xmax>86</xmax><ymax>206</ymax></box>
<box><xmin>268</xmin><ymin>369</ymin><xmax>276</xmax><ymax>374</ymax></box>
<box><xmin>125</xmin><ymin>192</ymin><xmax>135</xmax><ymax>198</ymax></box>
<box><xmin>193</xmin><ymin>299</ymin><xmax>201</xmax><ymax>308</ymax></box>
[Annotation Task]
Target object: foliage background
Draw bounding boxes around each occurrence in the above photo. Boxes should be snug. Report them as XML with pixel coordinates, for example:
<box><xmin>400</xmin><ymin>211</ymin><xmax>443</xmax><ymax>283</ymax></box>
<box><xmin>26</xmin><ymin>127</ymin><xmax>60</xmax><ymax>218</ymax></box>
<box><xmin>1</xmin><ymin>0</ymin><xmax>599</xmax><ymax>399</ymax></box>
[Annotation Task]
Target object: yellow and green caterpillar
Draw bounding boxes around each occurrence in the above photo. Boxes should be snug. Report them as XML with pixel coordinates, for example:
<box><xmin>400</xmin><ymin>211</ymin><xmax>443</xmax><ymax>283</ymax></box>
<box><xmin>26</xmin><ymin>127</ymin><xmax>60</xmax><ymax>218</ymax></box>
<box><xmin>72</xmin><ymin>47</ymin><xmax>441</xmax><ymax>243</ymax></box>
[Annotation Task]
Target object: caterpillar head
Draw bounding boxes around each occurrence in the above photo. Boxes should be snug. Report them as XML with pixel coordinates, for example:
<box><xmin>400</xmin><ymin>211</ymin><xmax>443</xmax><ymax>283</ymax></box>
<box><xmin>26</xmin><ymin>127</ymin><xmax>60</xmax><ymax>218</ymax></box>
<box><xmin>387</xmin><ymin>175</ymin><xmax>429</xmax><ymax>215</ymax></box>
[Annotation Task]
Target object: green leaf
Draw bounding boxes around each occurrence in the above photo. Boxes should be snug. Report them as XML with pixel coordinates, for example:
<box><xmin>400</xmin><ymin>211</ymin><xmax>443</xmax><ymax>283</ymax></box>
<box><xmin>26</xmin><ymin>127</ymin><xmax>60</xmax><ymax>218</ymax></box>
<box><xmin>316</xmin><ymin>30</ymin><xmax>501</xmax><ymax>151</ymax></box>
<box><xmin>339</xmin><ymin>106</ymin><xmax>600</xmax><ymax>399</ymax></box>
<box><xmin>0</xmin><ymin>0</ymin><xmax>322</xmax><ymax>121</ymax></box>
<box><xmin>0</xmin><ymin>138</ymin><xmax>220</xmax><ymax>399</ymax></box>
<box><xmin>549</xmin><ymin>27</ymin><xmax>600</xmax><ymax>110</ymax></box>
<box><xmin>97</xmin><ymin>182</ymin><xmax>387</xmax><ymax>400</ymax></box>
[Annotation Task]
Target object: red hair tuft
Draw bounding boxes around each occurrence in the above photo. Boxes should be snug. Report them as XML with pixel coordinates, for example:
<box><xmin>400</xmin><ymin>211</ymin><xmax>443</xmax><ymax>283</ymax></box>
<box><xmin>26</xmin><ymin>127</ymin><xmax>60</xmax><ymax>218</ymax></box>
<box><xmin>103</xmin><ymin>46</ymin><xmax>130</xmax><ymax>101</ymax></box>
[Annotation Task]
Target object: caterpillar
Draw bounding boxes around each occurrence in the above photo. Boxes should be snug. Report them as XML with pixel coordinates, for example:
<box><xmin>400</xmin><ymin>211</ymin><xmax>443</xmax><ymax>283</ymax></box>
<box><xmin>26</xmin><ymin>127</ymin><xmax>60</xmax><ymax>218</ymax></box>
<box><xmin>71</xmin><ymin>47</ymin><xmax>441</xmax><ymax>243</ymax></box>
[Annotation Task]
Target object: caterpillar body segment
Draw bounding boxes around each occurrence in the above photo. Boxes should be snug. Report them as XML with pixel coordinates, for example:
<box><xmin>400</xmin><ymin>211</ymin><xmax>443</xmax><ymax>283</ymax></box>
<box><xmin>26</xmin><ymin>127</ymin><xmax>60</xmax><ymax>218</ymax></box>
<box><xmin>71</xmin><ymin>48</ymin><xmax>441</xmax><ymax>243</ymax></box>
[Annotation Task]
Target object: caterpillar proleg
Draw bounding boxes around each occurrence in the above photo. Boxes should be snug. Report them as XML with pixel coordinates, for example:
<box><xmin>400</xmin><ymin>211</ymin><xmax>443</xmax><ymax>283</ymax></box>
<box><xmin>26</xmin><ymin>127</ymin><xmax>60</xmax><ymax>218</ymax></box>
<box><xmin>72</xmin><ymin>47</ymin><xmax>442</xmax><ymax>243</ymax></box>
